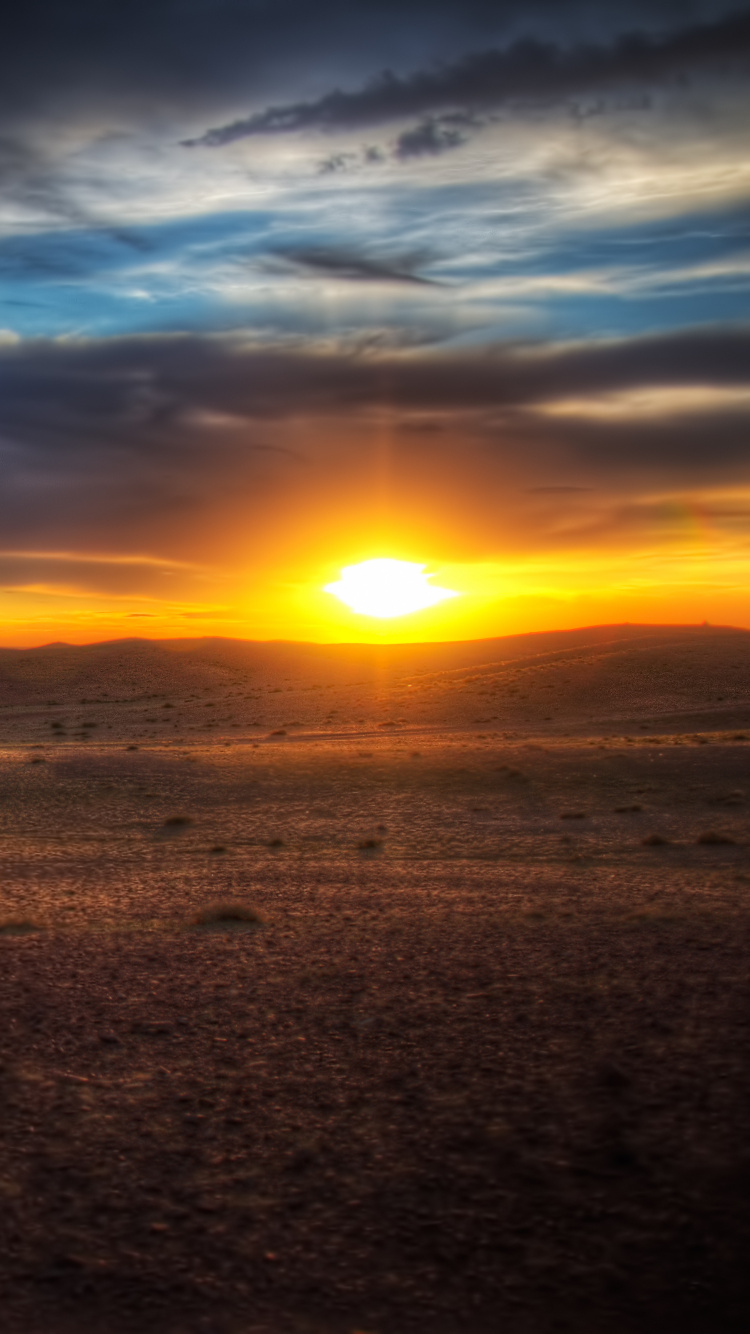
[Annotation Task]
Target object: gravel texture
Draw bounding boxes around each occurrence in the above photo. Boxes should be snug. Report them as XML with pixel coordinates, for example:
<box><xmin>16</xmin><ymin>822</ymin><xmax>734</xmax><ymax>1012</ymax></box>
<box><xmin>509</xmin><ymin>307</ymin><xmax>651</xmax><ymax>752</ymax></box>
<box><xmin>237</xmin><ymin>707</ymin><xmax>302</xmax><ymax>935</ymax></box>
<box><xmin>1</xmin><ymin>627</ymin><xmax>750</xmax><ymax>1333</ymax></box>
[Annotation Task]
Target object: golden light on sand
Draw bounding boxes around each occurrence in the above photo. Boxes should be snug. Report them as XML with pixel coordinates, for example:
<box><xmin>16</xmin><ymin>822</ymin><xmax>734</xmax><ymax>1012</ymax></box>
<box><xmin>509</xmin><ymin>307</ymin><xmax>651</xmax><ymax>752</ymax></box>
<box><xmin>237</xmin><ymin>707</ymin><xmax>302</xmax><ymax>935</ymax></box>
<box><xmin>324</xmin><ymin>558</ymin><xmax>459</xmax><ymax>619</ymax></box>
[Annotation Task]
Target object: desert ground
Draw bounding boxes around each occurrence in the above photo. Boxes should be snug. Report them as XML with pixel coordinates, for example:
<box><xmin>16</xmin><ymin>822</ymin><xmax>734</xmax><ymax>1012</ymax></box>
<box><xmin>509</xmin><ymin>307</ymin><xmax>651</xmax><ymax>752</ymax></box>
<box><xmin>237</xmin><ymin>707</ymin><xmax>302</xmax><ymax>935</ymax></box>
<box><xmin>1</xmin><ymin>623</ymin><xmax>750</xmax><ymax>1333</ymax></box>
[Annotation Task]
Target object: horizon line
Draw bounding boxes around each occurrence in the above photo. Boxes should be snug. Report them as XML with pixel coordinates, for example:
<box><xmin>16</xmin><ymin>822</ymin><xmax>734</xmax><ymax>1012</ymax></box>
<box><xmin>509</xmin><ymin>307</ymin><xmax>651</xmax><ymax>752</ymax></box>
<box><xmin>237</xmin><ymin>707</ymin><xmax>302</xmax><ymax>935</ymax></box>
<box><xmin>0</xmin><ymin>620</ymin><xmax>745</xmax><ymax>654</ymax></box>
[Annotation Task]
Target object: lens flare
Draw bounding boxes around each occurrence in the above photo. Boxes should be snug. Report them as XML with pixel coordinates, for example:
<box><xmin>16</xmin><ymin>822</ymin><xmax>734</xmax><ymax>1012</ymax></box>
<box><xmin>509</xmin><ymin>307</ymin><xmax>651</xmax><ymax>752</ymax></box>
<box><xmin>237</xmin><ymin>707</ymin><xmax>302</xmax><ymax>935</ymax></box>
<box><xmin>324</xmin><ymin>558</ymin><xmax>459</xmax><ymax>619</ymax></box>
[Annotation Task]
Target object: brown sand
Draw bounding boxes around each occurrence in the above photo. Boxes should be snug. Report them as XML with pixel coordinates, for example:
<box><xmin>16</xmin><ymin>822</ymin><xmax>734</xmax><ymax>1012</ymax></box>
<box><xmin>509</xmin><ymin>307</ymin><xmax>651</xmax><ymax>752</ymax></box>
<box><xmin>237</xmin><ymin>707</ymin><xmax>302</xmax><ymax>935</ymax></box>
<box><xmin>1</xmin><ymin>624</ymin><xmax>750</xmax><ymax>1333</ymax></box>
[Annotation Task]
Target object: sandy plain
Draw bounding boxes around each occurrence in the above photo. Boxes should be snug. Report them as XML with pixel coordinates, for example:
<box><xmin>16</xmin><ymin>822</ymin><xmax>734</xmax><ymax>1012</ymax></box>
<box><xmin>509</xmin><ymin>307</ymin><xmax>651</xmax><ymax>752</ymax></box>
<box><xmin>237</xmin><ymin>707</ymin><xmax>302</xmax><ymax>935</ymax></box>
<box><xmin>1</xmin><ymin>623</ymin><xmax>750</xmax><ymax>1334</ymax></box>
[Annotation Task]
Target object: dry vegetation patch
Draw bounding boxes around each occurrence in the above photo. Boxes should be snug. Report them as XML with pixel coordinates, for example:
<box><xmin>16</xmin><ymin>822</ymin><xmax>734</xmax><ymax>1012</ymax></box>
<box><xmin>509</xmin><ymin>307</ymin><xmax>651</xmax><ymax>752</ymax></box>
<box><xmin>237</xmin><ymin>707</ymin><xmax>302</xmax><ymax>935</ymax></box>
<box><xmin>189</xmin><ymin>901</ymin><xmax>263</xmax><ymax>929</ymax></box>
<box><xmin>357</xmin><ymin>837</ymin><xmax>383</xmax><ymax>851</ymax></box>
<box><xmin>0</xmin><ymin>917</ymin><xmax>42</xmax><ymax>935</ymax></box>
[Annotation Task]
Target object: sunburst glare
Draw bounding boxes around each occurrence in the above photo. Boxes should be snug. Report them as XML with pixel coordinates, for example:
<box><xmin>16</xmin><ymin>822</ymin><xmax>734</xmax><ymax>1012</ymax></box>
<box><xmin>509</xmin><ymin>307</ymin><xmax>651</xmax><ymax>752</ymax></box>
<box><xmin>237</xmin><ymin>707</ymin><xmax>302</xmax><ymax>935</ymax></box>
<box><xmin>324</xmin><ymin>558</ymin><xmax>459</xmax><ymax>619</ymax></box>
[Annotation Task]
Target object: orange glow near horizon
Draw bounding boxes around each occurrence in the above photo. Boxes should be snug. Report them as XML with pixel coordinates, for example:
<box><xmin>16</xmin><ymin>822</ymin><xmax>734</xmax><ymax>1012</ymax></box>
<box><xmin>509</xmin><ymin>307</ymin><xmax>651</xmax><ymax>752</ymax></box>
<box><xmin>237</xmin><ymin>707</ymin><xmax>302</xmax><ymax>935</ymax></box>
<box><xmin>2</xmin><ymin>481</ymin><xmax>750</xmax><ymax>647</ymax></box>
<box><xmin>1</xmin><ymin>532</ymin><xmax>750</xmax><ymax>648</ymax></box>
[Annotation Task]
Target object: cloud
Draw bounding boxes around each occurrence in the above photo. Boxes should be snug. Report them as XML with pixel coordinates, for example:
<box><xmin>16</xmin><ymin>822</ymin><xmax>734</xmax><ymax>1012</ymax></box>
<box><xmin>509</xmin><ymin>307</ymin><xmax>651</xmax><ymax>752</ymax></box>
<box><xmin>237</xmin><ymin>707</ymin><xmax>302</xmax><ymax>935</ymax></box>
<box><xmin>266</xmin><ymin>245</ymin><xmax>440</xmax><ymax>285</ymax></box>
<box><xmin>1</xmin><ymin>324</ymin><xmax>748</xmax><ymax>425</ymax></box>
<box><xmin>394</xmin><ymin>115</ymin><xmax>474</xmax><ymax>159</ymax></box>
<box><xmin>3</xmin><ymin>1</ymin><xmax>710</xmax><ymax>134</ymax></box>
<box><xmin>187</xmin><ymin>9</ymin><xmax>750</xmax><ymax>147</ymax></box>
<box><xmin>0</xmin><ymin>131</ymin><xmax>161</xmax><ymax>246</ymax></box>
<box><xmin>0</xmin><ymin>549</ymin><xmax>201</xmax><ymax>599</ymax></box>
<box><xmin>0</xmin><ymin>325</ymin><xmax>748</xmax><ymax>487</ymax></box>
<box><xmin>0</xmin><ymin>0</ymin><xmax>747</xmax><ymax>617</ymax></box>
<box><xmin>0</xmin><ymin>323</ymin><xmax>749</xmax><ymax>579</ymax></box>
<box><xmin>318</xmin><ymin>152</ymin><xmax>359</xmax><ymax>174</ymax></box>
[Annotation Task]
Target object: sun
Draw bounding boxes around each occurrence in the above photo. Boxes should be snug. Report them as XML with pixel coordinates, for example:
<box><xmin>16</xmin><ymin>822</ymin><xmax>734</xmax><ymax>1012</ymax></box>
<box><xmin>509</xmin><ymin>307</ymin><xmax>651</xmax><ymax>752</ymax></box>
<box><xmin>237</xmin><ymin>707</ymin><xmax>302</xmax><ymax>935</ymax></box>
<box><xmin>324</xmin><ymin>558</ymin><xmax>459</xmax><ymax>619</ymax></box>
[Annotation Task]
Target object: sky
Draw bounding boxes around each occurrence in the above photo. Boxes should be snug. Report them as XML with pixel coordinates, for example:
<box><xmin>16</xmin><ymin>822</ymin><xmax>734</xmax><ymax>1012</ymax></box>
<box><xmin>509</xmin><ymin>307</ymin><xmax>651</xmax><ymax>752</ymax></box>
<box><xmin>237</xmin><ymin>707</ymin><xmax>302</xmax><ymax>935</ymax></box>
<box><xmin>2</xmin><ymin>0</ymin><xmax>750</xmax><ymax>645</ymax></box>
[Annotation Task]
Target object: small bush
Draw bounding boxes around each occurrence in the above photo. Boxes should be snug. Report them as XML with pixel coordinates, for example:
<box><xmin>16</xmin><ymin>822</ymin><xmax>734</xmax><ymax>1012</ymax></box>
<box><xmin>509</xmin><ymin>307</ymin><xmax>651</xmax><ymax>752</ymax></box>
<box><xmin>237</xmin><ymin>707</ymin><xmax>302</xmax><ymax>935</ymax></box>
<box><xmin>560</xmin><ymin>811</ymin><xmax>587</xmax><ymax>820</ymax></box>
<box><xmin>190</xmin><ymin>902</ymin><xmax>263</xmax><ymax>928</ymax></box>
<box><xmin>163</xmin><ymin>815</ymin><xmax>192</xmax><ymax>827</ymax></box>
<box><xmin>696</xmin><ymin>830</ymin><xmax>736</xmax><ymax>846</ymax></box>
<box><xmin>358</xmin><ymin>837</ymin><xmax>382</xmax><ymax>851</ymax></box>
<box><xmin>0</xmin><ymin>918</ymin><xmax>41</xmax><ymax>936</ymax></box>
<box><xmin>642</xmin><ymin>833</ymin><xmax>669</xmax><ymax>846</ymax></box>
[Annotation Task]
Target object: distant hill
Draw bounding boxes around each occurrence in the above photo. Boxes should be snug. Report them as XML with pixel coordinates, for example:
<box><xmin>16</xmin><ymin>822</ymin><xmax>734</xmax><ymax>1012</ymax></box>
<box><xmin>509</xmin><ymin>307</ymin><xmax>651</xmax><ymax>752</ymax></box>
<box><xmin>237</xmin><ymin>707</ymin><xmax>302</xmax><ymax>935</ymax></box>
<box><xmin>0</xmin><ymin>623</ymin><xmax>747</xmax><ymax>709</ymax></box>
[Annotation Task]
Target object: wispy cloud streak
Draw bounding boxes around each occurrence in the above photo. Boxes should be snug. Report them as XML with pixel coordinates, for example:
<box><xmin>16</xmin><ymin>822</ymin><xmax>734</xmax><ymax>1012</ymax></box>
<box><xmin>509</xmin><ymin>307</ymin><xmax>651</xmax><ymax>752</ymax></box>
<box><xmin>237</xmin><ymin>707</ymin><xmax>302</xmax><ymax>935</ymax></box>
<box><xmin>187</xmin><ymin>10</ymin><xmax>750</xmax><ymax>148</ymax></box>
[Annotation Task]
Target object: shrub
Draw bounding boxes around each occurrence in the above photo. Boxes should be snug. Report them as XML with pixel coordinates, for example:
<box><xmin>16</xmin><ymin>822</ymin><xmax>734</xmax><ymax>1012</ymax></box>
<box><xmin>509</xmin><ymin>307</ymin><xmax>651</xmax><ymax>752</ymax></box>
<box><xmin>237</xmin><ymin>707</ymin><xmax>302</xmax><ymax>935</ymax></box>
<box><xmin>0</xmin><ymin>918</ymin><xmax>41</xmax><ymax>935</ymax></box>
<box><xmin>190</xmin><ymin>902</ymin><xmax>263</xmax><ymax>928</ymax></box>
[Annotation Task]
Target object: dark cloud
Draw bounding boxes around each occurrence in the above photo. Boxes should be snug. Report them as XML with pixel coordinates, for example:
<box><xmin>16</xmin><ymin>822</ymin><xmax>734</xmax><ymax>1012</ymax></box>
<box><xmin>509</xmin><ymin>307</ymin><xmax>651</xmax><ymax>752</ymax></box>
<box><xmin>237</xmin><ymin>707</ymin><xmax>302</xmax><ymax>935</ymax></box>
<box><xmin>509</xmin><ymin>410</ymin><xmax>750</xmax><ymax>475</ymax></box>
<box><xmin>187</xmin><ymin>9</ymin><xmax>750</xmax><ymax>147</ymax></box>
<box><xmin>0</xmin><ymin>1</ymin><xmax>723</xmax><ymax>131</ymax></box>
<box><xmin>266</xmin><ymin>246</ymin><xmax>440</xmax><ymax>285</ymax></box>
<box><xmin>0</xmin><ymin>324</ymin><xmax>748</xmax><ymax>564</ymax></box>
<box><xmin>394</xmin><ymin>115</ymin><xmax>474</xmax><ymax>159</ymax></box>
<box><xmin>318</xmin><ymin>152</ymin><xmax>358</xmax><ymax>174</ymax></box>
<box><xmin>0</xmin><ymin>324</ymin><xmax>748</xmax><ymax>458</ymax></box>
<box><xmin>1</xmin><ymin>325</ymin><xmax>748</xmax><ymax>422</ymax></box>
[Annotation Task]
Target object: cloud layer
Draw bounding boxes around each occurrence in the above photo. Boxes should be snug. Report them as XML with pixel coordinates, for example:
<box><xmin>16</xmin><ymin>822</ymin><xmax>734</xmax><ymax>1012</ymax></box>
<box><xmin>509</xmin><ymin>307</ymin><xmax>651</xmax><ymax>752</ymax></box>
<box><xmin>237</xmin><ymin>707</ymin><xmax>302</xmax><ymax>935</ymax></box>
<box><xmin>188</xmin><ymin>10</ymin><xmax>750</xmax><ymax>148</ymax></box>
<box><xmin>1</xmin><ymin>326</ymin><xmax>749</xmax><ymax>557</ymax></box>
<box><xmin>2</xmin><ymin>1</ymin><xmax>750</xmax><ymax>637</ymax></box>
